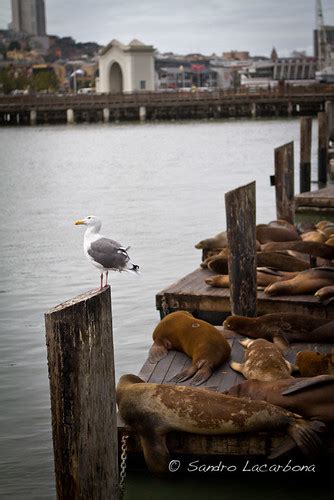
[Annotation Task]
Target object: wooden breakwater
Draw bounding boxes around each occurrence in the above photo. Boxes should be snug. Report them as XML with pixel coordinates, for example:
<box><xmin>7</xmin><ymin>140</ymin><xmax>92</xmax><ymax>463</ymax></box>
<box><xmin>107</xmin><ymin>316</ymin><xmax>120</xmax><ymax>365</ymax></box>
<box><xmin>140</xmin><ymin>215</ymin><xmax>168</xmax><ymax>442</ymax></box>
<box><xmin>1</xmin><ymin>85</ymin><xmax>334</xmax><ymax>125</ymax></box>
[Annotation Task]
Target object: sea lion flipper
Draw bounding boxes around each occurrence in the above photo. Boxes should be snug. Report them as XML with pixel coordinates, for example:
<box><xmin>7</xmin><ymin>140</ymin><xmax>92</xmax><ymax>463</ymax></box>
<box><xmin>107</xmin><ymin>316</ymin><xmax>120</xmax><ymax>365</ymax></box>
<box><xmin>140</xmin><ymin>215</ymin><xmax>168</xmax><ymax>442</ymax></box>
<box><xmin>282</xmin><ymin>375</ymin><xmax>334</xmax><ymax>395</ymax></box>
<box><xmin>140</xmin><ymin>433</ymin><xmax>170</xmax><ymax>476</ymax></box>
<box><xmin>230</xmin><ymin>361</ymin><xmax>244</xmax><ymax>374</ymax></box>
<box><xmin>168</xmin><ymin>365</ymin><xmax>198</xmax><ymax>384</ymax></box>
<box><xmin>268</xmin><ymin>437</ymin><xmax>296</xmax><ymax>459</ymax></box>
<box><xmin>189</xmin><ymin>365</ymin><xmax>212</xmax><ymax>386</ymax></box>
<box><xmin>148</xmin><ymin>342</ymin><xmax>168</xmax><ymax>363</ymax></box>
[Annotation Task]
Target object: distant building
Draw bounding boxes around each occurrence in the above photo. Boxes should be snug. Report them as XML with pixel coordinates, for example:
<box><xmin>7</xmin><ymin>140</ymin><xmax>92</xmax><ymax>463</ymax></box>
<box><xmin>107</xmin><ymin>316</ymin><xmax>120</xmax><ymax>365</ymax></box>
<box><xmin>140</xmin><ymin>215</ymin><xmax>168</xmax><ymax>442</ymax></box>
<box><xmin>97</xmin><ymin>39</ymin><xmax>155</xmax><ymax>93</ymax></box>
<box><xmin>11</xmin><ymin>0</ymin><xmax>47</xmax><ymax>36</ymax></box>
<box><xmin>313</xmin><ymin>26</ymin><xmax>334</xmax><ymax>58</ymax></box>
<box><xmin>222</xmin><ymin>51</ymin><xmax>250</xmax><ymax>61</ymax></box>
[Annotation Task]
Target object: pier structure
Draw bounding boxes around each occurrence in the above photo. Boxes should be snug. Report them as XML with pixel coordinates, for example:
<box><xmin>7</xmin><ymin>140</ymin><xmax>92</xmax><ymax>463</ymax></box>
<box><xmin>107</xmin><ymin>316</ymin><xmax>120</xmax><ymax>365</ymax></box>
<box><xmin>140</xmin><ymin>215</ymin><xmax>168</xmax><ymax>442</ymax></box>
<box><xmin>1</xmin><ymin>86</ymin><xmax>334</xmax><ymax>125</ymax></box>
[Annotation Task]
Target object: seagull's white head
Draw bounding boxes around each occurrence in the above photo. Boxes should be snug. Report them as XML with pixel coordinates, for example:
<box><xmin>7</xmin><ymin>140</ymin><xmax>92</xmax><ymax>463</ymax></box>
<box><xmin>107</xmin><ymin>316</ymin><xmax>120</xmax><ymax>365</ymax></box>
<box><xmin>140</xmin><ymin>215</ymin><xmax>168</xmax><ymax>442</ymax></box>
<box><xmin>74</xmin><ymin>215</ymin><xmax>102</xmax><ymax>230</ymax></box>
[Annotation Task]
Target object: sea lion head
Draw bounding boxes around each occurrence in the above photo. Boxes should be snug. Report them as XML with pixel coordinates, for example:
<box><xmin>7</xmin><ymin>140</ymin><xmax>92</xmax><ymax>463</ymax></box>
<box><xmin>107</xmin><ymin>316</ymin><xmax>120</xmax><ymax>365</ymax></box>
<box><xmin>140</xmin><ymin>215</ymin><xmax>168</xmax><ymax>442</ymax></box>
<box><xmin>223</xmin><ymin>315</ymin><xmax>257</xmax><ymax>334</ymax></box>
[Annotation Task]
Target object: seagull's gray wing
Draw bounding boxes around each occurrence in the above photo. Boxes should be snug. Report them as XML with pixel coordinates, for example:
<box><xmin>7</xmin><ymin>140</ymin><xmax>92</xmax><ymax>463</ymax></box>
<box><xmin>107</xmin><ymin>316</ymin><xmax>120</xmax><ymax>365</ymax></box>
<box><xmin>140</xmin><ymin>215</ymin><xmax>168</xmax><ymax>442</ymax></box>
<box><xmin>88</xmin><ymin>237</ymin><xmax>130</xmax><ymax>270</ymax></box>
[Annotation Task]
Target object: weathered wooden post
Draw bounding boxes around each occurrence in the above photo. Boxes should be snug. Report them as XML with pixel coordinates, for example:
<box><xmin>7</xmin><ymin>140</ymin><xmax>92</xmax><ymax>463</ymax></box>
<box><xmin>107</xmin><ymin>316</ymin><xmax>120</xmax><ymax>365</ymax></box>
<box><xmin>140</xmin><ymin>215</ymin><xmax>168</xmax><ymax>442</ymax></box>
<box><xmin>45</xmin><ymin>287</ymin><xmax>119</xmax><ymax>500</ymax></box>
<box><xmin>318</xmin><ymin>111</ymin><xmax>328</xmax><ymax>184</ymax></box>
<box><xmin>325</xmin><ymin>101</ymin><xmax>334</xmax><ymax>143</ymax></box>
<box><xmin>274</xmin><ymin>142</ymin><xmax>294</xmax><ymax>223</ymax></box>
<box><xmin>300</xmin><ymin>117</ymin><xmax>312</xmax><ymax>193</ymax></box>
<box><xmin>225</xmin><ymin>181</ymin><xmax>257</xmax><ymax>317</ymax></box>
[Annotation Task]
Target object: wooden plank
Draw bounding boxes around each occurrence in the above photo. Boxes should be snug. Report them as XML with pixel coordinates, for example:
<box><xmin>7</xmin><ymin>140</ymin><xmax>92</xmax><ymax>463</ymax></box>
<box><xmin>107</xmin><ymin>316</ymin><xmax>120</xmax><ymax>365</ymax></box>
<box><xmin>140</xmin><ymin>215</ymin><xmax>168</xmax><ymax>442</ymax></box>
<box><xmin>225</xmin><ymin>181</ymin><xmax>257</xmax><ymax>317</ymax></box>
<box><xmin>45</xmin><ymin>287</ymin><xmax>119</xmax><ymax>500</ymax></box>
<box><xmin>274</xmin><ymin>142</ymin><xmax>294</xmax><ymax>222</ymax></box>
<box><xmin>300</xmin><ymin>116</ymin><xmax>312</xmax><ymax>193</ymax></box>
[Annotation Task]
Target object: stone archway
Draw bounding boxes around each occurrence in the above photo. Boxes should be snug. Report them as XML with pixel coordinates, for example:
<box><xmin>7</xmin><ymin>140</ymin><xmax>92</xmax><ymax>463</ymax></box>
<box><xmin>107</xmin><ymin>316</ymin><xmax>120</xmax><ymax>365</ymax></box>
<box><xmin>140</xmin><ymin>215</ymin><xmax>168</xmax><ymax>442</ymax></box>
<box><xmin>109</xmin><ymin>62</ymin><xmax>123</xmax><ymax>93</ymax></box>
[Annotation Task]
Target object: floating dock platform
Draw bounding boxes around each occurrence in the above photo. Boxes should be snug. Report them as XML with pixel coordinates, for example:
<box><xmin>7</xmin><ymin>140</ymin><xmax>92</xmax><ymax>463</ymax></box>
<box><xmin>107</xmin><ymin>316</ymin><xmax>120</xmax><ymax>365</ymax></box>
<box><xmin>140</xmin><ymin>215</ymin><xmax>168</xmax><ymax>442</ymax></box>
<box><xmin>155</xmin><ymin>267</ymin><xmax>334</xmax><ymax>322</ymax></box>
<box><xmin>117</xmin><ymin>327</ymin><xmax>334</xmax><ymax>462</ymax></box>
<box><xmin>295</xmin><ymin>185</ymin><xmax>334</xmax><ymax>222</ymax></box>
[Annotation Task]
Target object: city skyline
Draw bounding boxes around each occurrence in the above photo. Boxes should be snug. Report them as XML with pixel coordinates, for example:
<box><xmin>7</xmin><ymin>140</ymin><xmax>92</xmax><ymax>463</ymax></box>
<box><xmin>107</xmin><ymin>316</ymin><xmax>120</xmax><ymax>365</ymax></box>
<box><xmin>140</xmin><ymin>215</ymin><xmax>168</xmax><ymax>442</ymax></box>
<box><xmin>1</xmin><ymin>0</ymin><xmax>334</xmax><ymax>56</ymax></box>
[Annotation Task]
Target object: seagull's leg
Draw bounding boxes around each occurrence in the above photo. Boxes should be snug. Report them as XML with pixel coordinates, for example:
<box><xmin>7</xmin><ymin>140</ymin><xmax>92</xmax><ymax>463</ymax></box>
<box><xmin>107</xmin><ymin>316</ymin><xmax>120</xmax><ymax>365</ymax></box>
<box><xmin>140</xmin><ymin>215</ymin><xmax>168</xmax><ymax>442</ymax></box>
<box><xmin>105</xmin><ymin>271</ymin><xmax>108</xmax><ymax>287</ymax></box>
<box><xmin>100</xmin><ymin>273</ymin><xmax>103</xmax><ymax>290</ymax></box>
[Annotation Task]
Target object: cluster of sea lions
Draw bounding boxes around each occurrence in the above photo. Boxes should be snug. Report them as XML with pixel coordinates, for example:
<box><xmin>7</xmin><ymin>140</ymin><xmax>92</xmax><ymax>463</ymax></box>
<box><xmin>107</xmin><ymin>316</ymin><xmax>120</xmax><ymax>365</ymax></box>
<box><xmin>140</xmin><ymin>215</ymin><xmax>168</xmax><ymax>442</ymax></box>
<box><xmin>197</xmin><ymin>219</ymin><xmax>334</xmax><ymax>300</ymax></box>
<box><xmin>117</xmin><ymin>310</ymin><xmax>334</xmax><ymax>475</ymax></box>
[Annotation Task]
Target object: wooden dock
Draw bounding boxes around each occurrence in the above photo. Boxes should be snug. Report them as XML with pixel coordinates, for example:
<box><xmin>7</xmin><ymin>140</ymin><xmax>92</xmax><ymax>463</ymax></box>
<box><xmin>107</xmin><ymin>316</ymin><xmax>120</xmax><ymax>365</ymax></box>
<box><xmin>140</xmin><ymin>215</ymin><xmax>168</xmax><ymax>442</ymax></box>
<box><xmin>117</xmin><ymin>326</ymin><xmax>334</xmax><ymax>461</ymax></box>
<box><xmin>155</xmin><ymin>267</ymin><xmax>334</xmax><ymax>322</ymax></box>
<box><xmin>295</xmin><ymin>184</ymin><xmax>334</xmax><ymax>222</ymax></box>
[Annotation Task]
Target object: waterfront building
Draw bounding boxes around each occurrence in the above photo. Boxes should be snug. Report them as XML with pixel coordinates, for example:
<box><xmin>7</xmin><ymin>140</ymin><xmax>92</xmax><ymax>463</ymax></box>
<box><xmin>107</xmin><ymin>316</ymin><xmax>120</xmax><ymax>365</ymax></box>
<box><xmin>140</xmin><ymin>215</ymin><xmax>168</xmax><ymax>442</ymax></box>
<box><xmin>96</xmin><ymin>39</ymin><xmax>155</xmax><ymax>93</ymax></box>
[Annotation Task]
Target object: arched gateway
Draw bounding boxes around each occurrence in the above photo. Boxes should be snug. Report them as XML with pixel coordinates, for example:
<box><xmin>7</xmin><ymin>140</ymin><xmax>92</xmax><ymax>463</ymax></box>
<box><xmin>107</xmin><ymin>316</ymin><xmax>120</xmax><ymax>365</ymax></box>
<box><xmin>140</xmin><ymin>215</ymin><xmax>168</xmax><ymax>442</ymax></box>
<box><xmin>96</xmin><ymin>39</ymin><xmax>155</xmax><ymax>94</ymax></box>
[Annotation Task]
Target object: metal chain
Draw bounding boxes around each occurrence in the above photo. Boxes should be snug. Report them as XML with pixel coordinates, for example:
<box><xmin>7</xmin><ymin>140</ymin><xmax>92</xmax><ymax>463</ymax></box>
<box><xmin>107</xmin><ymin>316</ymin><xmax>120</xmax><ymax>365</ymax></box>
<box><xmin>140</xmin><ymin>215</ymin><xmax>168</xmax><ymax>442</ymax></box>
<box><xmin>161</xmin><ymin>294</ymin><xmax>170</xmax><ymax>317</ymax></box>
<box><xmin>119</xmin><ymin>433</ymin><xmax>129</xmax><ymax>498</ymax></box>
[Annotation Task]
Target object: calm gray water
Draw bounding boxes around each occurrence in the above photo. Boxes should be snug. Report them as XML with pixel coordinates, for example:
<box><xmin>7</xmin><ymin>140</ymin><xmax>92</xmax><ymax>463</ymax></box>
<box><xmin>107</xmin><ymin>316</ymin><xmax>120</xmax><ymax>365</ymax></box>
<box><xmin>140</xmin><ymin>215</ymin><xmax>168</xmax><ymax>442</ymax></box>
<box><xmin>0</xmin><ymin>118</ymin><xmax>321</xmax><ymax>499</ymax></box>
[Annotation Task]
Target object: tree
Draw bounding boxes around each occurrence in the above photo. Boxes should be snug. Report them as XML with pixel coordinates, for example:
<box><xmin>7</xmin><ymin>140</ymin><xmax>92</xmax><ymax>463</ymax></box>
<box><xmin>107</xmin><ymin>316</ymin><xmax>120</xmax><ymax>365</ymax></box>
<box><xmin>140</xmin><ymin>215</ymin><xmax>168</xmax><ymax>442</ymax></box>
<box><xmin>32</xmin><ymin>71</ymin><xmax>59</xmax><ymax>91</ymax></box>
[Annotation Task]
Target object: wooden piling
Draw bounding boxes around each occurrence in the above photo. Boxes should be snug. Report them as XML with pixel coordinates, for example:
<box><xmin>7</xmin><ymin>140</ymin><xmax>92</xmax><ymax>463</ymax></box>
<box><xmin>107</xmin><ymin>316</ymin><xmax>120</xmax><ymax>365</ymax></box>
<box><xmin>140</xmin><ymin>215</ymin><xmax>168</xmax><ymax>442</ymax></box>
<box><xmin>318</xmin><ymin>111</ymin><xmax>328</xmax><ymax>184</ymax></box>
<box><xmin>225</xmin><ymin>181</ymin><xmax>257</xmax><ymax>317</ymax></box>
<box><xmin>274</xmin><ymin>142</ymin><xmax>294</xmax><ymax>223</ymax></box>
<box><xmin>45</xmin><ymin>287</ymin><xmax>119</xmax><ymax>500</ymax></box>
<box><xmin>300</xmin><ymin>117</ymin><xmax>312</xmax><ymax>193</ymax></box>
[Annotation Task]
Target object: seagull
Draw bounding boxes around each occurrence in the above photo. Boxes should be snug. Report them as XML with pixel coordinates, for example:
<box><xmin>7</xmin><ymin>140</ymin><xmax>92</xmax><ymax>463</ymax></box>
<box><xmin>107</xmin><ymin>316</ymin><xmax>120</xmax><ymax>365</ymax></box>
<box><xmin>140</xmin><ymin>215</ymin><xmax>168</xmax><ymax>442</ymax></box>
<box><xmin>75</xmin><ymin>215</ymin><xmax>139</xmax><ymax>289</ymax></box>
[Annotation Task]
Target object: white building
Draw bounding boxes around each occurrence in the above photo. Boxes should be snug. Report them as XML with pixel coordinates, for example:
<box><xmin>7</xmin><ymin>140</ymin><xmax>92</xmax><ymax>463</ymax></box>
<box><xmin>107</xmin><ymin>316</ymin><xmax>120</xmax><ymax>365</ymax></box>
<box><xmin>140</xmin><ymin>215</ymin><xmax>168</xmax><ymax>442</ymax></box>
<box><xmin>96</xmin><ymin>39</ymin><xmax>155</xmax><ymax>94</ymax></box>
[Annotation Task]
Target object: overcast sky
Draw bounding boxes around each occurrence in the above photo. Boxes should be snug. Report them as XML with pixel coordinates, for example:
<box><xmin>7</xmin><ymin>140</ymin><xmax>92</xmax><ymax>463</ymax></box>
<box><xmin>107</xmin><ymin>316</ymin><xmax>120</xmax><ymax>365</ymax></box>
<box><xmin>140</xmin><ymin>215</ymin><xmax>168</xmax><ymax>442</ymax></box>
<box><xmin>1</xmin><ymin>0</ymin><xmax>334</xmax><ymax>56</ymax></box>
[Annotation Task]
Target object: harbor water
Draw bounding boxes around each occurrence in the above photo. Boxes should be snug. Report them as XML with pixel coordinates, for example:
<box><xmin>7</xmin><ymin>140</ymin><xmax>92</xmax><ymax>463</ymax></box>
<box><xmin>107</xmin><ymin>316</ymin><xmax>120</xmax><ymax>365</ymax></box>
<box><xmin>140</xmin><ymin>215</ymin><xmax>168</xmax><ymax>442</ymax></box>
<box><xmin>0</xmin><ymin>118</ymin><xmax>326</xmax><ymax>498</ymax></box>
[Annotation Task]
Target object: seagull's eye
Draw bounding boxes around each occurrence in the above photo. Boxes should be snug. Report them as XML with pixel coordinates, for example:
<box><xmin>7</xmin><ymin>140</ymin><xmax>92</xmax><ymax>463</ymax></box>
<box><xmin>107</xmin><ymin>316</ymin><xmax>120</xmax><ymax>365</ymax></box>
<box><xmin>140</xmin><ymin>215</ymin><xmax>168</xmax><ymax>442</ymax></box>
<box><xmin>87</xmin><ymin>216</ymin><xmax>91</xmax><ymax>219</ymax></box>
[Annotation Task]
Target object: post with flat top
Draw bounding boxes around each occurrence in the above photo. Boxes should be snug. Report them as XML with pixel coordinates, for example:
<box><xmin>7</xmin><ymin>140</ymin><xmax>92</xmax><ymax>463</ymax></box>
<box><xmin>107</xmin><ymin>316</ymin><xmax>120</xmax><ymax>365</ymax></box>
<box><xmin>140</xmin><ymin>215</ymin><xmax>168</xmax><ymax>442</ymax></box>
<box><xmin>225</xmin><ymin>181</ymin><xmax>257</xmax><ymax>317</ymax></box>
<box><xmin>318</xmin><ymin>111</ymin><xmax>328</xmax><ymax>184</ymax></box>
<box><xmin>45</xmin><ymin>286</ymin><xmax>119</xmax><ymax>500</ymax></box>
<box><xmin>300</xmin><ymin>117</ymin><xmax>312</xmax><ymax>193</ymax></box>
<box><xmin>274</xmin><ymin>141</ymin><xmax>294</xmax><ymax>223</ymax></box>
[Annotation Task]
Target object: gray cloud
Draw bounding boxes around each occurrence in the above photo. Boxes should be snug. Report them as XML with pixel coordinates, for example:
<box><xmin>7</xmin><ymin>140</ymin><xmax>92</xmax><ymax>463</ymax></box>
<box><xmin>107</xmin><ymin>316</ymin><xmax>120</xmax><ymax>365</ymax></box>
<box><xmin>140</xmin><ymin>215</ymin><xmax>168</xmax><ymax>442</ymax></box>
<box><xmin>0</xmin><ymin>0</ymin><xmax>333</xmax><ymax>56</ymax></box>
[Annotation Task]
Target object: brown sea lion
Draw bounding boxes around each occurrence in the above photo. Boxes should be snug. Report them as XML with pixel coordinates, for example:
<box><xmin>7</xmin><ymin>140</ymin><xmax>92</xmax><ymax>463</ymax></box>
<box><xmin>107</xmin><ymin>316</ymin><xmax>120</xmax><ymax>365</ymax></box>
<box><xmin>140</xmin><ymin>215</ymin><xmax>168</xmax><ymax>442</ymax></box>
<box><xmin>261</xmin><ymin>240</ymin><xmax>334</xmax><ymax>260</ymax></box>
<box><xmin>316</xmin><ymin>220</ymin><xmax>334</xmax><ymax>231</ymax></box>
<box><xmin>315</xmin><ymin>285</ymin><xmax>334</xmax><ymax>301</ymax></box>
<box><xmin>230</xmin><ymin>338</ymin><xmax>295</xmax><ymax>381</ymax></box>
<box><xmin>256</xmin><ymin>267</ymin><xmax>299</xmax><ymax>287</ymax></box>
<box><xmin>223</xmin><ymin>313</ymin><xmax>333</xmax><ymax>347</ymax></box>
<box><xmin>116</xmin><ymin>374</ymin><xmax>326</xmax><ymax>475</ymax></box>
<box><xmin>319</xmin><ymin>225</ymin><xmax>334</xmax><ymax>239</ymax></box>
<box><xmin>301</xmin><ymin>231</ymin><xmax>327</xmax><ymax>243</ymax></box>
<box><xmin>265</xmin><ymin>267</ymin><xmax>334</xmax><ymax>296</ymax></box>
<box><xmin>206</xmin><ymin>268</ymin><xmax>299</xmax><ymax>289</ymax></box>
<box><xmin>207</xmin><ymin>252</ymin><xmax>309</xmax><ymax>274</ymax></box>
<box><xmin>256</xmin><ymin>224</ymin><xmax>300</xmax><ymax>244</ymax></box>
<box><xmin>268</xmin><ymin>219</ymin><xmax>297</xmax><ymax>230</ymax></box>
<box><xmin>148</xmin><ymin>311</ymin><xmax>231</xmax><ymax>385</ymax></box>
<box><xmin>226</xmin><ymin>375</ymin><xmax>334</xmax><ymax>423</ymax></box>
<box><xmin>195</xmin><ymin>231</ymin><xmax>227</xmax><ymax>249</ymax></box>
<box><xmin>296</xmin><ymin>351</ymin><xmax>334</xmax><ymax>377</ymax></box>
<box><xmin>326</xmin><ymin>236</ymin><xmax>334</xmax><ymax>247</ymax></box>
<box><xmin>205</xmin><ymin>274</ymin><xmax>229</xmax><ymax>287</ymax></box>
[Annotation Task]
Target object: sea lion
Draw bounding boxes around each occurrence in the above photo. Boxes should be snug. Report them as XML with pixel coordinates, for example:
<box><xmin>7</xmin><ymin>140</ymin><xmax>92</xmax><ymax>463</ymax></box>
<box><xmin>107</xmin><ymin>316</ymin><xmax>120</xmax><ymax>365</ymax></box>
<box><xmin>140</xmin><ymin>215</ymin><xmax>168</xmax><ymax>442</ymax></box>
<box><xmin>223</xmin><ymin>313</ymin><xmax>333</xmax><ymax>347</ymax></box>
<box><xmin>315</xmin><ymin>285</ymin><xmax>334</xmax><ymax>301</ymax></box>
<box><xmin>265</xmin><ymin>267</ymin><xmax>334</xmax><ymax>296</ymax></box>
<box><xmin>261</xmin><ymin>240</ymin><xmax>334</xmax><ymax>260</ymax></box>
<box><xmin>116</xmin><ymin>374</ymin><xmax>326</xmax><ymax>475</ymax></box>
<box><xmin>206</xmin><ymin>268</ymin><xmax>298</xmax><ymax>289</ymax></box>
<box><xmin>268</xmin><ymin>219</ymin><xmax>297</xmax><ymax>230</ymax></box>
<box><xmin>230</xmin><ymin>338</ymin><xmax>295</xmax><ymax>381</ymax></box>
<box><xmin>316</xmin><ymin>220</ymin><xmax>334</xmax><ymax>231</ymax></box>
<box><xmin>256</xmin><ymin>267</ymin><xmax>299</xmax><ymax>287</ymax></box>
<box><xmin>205</xmin><ymin>274</ymin><xmax>230</xmax><ymax>287</ymax></box>
<box><xmin>226</xmin><ymin>375</ymin><xmax>334</xmax><ymax>423</ymax></box>
<box><xmin>256</xmin><ymin>224</ymin><xmax>300</xmax><ymax>244</ymax></box>
<box><xmin>148</xmin><ymin>311</ymin><xmax>231</xmax><ymax>385</ymax></box>
<box><xmin>207</xmin><ymin>252</ymin><xmax>309</xmax><ymax>274</ymax></box>
<box><xmin>319</xmin><ymin>225</ymin><xmax>334</xmax><ymax>239</ymax></box>
<box><xmin>301</xmin><ymin>231</ymin><xmax>327</xmax><ymax>243</ymax></box>
<box><xmin>296</xmin><ymin>351</ymin><xmax>334</xmax><ymax>377</ymax></box>
<box><xmin>195</xmin><ymin>231</ymin><xmax>227</xmax><ymax>250</ymax></box>
<box><xmin>326</xmin><ymin>236</ymin><xmax>334</xmax><ymax>247</ymax></box>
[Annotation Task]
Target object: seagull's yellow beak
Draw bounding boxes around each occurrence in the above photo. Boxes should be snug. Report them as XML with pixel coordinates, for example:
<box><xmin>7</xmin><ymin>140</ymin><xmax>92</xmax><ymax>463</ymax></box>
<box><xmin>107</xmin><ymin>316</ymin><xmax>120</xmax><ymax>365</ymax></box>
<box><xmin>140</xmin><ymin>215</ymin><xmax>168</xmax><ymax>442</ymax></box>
<box><xmin>75</xmin><ymin>219</ymin><xmax>85</xmax><ymax>225</ymax></box>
